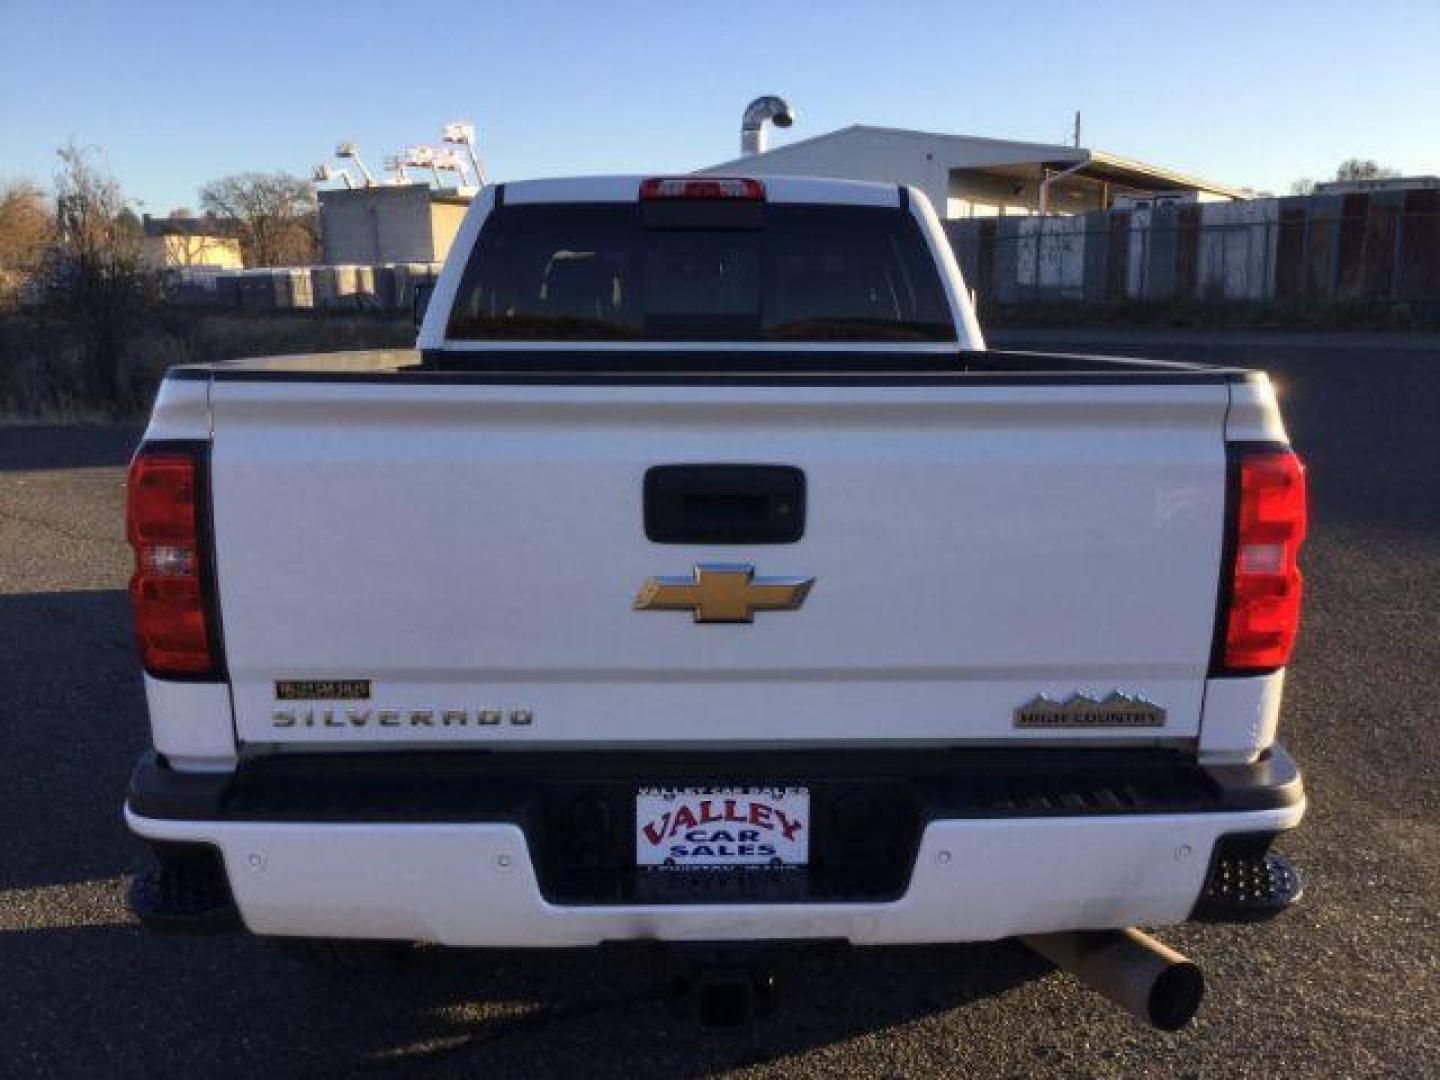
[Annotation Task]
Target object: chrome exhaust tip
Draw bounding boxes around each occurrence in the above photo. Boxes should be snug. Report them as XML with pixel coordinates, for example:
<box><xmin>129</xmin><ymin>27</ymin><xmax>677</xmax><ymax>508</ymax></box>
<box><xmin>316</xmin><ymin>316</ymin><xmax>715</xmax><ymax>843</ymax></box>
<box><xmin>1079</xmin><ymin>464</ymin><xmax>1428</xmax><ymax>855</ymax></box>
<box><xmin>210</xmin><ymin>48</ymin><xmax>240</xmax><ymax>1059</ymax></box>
<box><xmin>1022</xmin><ymin>928</ymin><xmax>1205</xmax><ymax>1032</ymax></box>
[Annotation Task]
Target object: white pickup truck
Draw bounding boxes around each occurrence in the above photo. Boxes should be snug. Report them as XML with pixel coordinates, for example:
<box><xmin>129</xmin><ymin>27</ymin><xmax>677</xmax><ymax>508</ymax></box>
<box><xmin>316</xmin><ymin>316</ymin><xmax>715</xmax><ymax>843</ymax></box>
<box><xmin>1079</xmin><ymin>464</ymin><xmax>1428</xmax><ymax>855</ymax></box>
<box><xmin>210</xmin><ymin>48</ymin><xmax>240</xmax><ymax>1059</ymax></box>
<box><xmin>124</xmin><ymin>176</ymin><xmax>1307</xmax><ymax>1027</ymax></box>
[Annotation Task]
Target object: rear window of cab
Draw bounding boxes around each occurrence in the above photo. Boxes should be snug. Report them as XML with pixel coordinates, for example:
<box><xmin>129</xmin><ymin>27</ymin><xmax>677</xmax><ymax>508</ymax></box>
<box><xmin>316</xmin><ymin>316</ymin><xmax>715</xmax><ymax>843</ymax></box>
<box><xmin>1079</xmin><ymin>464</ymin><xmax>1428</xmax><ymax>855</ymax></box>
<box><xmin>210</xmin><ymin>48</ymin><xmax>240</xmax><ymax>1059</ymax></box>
<box><xmin>444</xmin><ymin>203</ymin><xmax>956</xmax><ymax>343</ymax></box>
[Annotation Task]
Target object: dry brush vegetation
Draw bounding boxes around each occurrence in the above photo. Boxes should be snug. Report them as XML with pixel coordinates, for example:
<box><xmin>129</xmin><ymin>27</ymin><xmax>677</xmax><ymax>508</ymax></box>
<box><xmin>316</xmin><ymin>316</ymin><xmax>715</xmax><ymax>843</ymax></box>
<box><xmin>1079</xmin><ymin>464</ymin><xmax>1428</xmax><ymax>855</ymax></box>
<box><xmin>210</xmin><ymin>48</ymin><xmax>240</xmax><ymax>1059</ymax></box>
<box><xmin>0</xmin><ymin>146</ymin><xmax>403</xmax><ymax>419</ymax></box>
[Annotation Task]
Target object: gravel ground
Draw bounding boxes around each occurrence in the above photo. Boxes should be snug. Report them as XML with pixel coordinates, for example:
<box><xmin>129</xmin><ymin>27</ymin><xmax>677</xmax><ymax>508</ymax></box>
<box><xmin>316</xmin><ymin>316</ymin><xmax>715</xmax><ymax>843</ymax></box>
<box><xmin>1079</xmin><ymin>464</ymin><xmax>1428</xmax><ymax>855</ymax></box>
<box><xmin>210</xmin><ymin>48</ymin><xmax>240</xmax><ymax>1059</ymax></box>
<box><xmin>0</xmin><ymin>331</ymin><xmax>1435</xmax><ymax>1078</ymax></box>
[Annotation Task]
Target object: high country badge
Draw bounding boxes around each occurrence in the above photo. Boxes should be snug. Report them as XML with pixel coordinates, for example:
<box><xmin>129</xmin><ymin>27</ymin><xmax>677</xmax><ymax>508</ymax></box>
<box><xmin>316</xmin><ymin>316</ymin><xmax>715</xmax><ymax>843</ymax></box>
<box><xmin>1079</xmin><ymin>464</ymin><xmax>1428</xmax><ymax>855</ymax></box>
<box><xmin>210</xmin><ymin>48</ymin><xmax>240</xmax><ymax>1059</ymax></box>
<box><xmin>1014</xmin><ymin>691</ymin><xmax>1166</xmax><ymax>728</ymax></box>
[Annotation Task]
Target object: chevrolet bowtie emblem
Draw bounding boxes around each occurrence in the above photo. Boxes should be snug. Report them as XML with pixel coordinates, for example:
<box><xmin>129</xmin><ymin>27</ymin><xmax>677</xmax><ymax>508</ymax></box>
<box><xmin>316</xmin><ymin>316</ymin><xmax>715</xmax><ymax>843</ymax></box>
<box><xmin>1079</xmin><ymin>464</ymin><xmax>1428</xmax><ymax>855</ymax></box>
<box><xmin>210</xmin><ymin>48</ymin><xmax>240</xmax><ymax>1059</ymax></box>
<box><xmin>634</xmin><ymin>563</ymin><xmax>815</xmax><ymax>624</ymax></box>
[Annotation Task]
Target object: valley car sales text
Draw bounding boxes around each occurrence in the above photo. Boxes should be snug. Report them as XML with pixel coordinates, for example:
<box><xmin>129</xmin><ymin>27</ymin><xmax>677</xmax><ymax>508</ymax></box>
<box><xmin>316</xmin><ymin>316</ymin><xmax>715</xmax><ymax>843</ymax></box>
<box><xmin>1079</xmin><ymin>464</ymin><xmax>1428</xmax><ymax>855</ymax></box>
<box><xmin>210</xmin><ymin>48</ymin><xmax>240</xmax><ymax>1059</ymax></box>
<box><xmin>640</xmin><ymin>795</ymin><xmax>803</xmax><ymax>862</ymax></box>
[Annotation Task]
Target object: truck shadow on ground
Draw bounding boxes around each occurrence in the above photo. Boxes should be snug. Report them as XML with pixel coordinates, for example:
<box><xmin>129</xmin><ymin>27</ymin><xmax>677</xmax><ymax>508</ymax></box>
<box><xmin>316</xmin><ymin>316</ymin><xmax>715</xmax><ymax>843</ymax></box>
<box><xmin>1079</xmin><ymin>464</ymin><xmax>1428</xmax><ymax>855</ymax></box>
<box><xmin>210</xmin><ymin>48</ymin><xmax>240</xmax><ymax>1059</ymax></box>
<box><xmin>0</xmin><ymin>589</ymin><xmax>147</xmax><ymax>893</ymax></box>
<box><xmin>0</xmin><ymin>921</ymin><xmax>1052</xmax><ymax>1077</ymax></box>
<box><xmin>331</xmin><ymin>938</ymin><xmax>1053</xmax><ymax>1076</ymax></box>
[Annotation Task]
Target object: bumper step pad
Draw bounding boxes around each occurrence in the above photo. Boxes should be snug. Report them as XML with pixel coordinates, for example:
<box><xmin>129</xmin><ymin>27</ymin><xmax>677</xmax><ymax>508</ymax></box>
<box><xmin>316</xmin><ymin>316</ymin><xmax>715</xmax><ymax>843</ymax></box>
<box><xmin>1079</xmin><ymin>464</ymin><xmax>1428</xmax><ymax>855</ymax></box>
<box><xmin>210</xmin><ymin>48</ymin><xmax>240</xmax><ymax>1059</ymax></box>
<box><xmin>128</xmin><ymin>843</ymin><xmax>241</xmax><ymax>933</ymax></box>
<box><xmin>1191</xmin><ymin>835</ymin><xmax>1303</xmax><ymax>923</ymax></box>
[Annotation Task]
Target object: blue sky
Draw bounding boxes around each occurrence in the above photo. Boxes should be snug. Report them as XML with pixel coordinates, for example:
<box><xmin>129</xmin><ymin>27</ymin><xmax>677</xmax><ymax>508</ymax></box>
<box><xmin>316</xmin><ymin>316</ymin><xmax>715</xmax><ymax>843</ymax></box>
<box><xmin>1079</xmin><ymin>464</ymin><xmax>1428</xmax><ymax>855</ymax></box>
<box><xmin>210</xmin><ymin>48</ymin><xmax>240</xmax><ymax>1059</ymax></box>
<box><xmin>2</xmin><ymin>0</ymin><xmax>1435</xmax><ymax>212</ymax></box>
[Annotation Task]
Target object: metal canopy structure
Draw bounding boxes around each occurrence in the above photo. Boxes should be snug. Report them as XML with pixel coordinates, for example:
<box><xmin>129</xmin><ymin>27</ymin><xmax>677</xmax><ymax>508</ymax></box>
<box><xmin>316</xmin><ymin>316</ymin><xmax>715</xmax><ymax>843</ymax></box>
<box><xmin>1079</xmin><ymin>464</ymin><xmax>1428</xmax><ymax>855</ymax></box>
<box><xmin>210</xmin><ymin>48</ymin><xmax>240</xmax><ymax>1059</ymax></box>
<box><xmin>701</xmin><ymin>124</ymin><xmax>1245</xmax><ymax>217</ymax></box>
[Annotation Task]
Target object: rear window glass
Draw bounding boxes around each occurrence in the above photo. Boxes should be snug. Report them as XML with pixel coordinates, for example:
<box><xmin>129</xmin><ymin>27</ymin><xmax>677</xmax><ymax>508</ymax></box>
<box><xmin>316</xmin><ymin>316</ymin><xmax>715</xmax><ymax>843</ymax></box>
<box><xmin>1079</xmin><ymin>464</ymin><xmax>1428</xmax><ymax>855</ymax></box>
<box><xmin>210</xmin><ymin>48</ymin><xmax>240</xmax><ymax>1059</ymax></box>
<box><xmin>445</xmin><ymin>203</ymin><xmax>955</xmax><ymax>342</ymax></box>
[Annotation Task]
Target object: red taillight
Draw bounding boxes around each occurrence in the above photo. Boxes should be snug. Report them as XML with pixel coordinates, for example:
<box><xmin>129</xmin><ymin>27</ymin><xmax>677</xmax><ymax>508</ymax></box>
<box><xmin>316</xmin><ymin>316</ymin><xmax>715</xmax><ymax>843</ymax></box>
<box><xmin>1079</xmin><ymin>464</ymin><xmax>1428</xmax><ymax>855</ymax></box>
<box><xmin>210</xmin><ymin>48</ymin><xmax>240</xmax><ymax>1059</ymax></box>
<box><xmin>639</xmin><ymin>176</ymin><xmax>765</xmax><ymax>201</ymax></box>
<box><xmin>126</xmin><ymin>445</ymin><xmax>219</xmax><ymax>678</ymax></box>
<box><xmin>1218</xmin><ymin>446</ymin><xmax>1307</xmax><ymax>672</ymax></box>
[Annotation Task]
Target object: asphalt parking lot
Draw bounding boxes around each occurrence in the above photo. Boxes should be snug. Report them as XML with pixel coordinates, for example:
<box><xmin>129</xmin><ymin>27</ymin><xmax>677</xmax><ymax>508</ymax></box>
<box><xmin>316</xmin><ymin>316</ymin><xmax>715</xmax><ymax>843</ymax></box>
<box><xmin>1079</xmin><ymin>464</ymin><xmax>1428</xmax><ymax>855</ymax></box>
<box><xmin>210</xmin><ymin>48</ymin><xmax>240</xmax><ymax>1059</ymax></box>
<box><xmin>1</xmin><ymin>329</ymin><xmax>1436</xmax><ymax>1078</ymax></box>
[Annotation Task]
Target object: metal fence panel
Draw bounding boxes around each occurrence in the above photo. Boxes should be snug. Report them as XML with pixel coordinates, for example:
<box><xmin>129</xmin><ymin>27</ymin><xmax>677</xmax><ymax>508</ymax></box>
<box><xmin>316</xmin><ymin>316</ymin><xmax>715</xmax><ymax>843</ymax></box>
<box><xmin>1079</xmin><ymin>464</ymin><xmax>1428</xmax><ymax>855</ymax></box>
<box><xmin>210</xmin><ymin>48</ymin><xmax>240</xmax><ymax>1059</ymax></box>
<box><xmin>945</xmin><ymin>195</ymin><xmax>1439</xmax><ymax>307</ymax></box>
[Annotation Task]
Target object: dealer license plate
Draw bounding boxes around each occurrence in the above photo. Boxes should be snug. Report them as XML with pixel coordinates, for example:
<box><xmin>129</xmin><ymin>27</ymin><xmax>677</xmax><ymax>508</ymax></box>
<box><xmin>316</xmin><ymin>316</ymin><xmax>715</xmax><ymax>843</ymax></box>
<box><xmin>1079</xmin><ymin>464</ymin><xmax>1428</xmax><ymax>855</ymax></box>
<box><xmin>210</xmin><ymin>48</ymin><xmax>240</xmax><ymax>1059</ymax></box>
<box><xmin>635</xmin><ymin>786</ymin><xmax>810</xmax><ymax>868</ymax></box>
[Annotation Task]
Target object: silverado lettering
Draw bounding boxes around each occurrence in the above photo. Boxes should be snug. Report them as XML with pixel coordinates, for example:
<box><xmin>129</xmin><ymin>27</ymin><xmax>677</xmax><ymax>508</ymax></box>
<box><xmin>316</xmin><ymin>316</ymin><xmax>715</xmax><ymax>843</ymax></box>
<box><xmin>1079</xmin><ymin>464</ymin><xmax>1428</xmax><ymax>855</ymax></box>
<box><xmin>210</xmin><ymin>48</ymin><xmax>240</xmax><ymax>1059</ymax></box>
<box><xmin>270</xmin><ymin>708</ymin><xmax>534</xmax><ymax>728</ymax></box>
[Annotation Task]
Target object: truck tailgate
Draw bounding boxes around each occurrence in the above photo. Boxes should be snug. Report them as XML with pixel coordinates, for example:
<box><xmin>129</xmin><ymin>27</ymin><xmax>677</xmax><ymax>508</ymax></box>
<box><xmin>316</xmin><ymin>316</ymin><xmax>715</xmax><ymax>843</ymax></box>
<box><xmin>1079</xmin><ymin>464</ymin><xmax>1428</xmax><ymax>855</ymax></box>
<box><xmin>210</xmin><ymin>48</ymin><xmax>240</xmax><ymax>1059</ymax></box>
<box><xmin>208</xmin><ymin>377</ymin><xmax>1230</xmax><ymax>748</ymax></box>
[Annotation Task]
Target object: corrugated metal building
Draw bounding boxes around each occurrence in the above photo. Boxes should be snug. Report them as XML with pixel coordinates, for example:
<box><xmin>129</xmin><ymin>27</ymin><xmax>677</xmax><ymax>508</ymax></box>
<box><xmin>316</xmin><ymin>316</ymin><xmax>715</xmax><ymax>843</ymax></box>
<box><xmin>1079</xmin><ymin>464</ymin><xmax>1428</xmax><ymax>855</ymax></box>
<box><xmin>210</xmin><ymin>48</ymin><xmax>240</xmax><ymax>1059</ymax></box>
<box><xmin>318</xmin><ymin>184</ymin><xmax>471</xmax><ymax>265</ymax></box>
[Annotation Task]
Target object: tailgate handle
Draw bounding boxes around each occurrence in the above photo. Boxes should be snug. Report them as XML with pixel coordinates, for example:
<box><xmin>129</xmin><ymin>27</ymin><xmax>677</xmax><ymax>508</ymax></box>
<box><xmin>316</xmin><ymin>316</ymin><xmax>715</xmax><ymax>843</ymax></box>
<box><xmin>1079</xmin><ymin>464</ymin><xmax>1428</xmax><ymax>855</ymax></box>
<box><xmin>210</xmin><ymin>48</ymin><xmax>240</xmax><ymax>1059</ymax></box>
<box><xmin>644</xmin><ymin>465</ymin><xmax>805</xmax><ymax>544</ymax></box>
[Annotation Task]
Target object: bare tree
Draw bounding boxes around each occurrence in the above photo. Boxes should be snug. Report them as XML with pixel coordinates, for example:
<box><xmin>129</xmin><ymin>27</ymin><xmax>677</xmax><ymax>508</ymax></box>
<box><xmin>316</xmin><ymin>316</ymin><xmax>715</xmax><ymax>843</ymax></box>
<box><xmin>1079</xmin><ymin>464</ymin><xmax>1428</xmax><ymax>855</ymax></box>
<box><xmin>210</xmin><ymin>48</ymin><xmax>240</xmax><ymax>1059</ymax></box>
<box><xmin>115</xmin><ymin>206</ymin><xmax>143</xmax><ymax>239</ymax></box>
<box><xmin>1291</xmin><ymin>159</ymin><xmax>1402</xmax><ymax>196</ymax></box>
<box><xmin>1334</xmin><ymin>159</ymin><xmax>1400</xmax><ymax>183</ymax></box>
<box><xmin>198</xmin><ymin>172</ymin><xmax>318</xmax><ymax>266</ymax></box>
<box><xmin>45</xmin><ymin>143</ymin><xmax>156</xmax><ymax>408</ymax></box>
<box><xmin>0</xmin><ymin>179</ymin><xmax>53</xmax><ymax>306</ymax></box>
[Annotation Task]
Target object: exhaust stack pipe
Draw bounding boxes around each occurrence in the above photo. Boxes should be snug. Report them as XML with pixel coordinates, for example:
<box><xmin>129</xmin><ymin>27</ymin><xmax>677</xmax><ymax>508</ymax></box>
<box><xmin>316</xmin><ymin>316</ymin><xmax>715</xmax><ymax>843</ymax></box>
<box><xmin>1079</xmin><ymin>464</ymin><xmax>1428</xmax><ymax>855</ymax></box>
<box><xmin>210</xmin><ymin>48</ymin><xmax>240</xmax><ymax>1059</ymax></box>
<box><xmin>1022</xmin><ymin>929</ymin><xmax>1205</xmax><ymax>1032</ymax></box>
<box><xmin>741</xmin><ymin>95</ymin><xmax>796</xmax><ymax>156</ymax></box>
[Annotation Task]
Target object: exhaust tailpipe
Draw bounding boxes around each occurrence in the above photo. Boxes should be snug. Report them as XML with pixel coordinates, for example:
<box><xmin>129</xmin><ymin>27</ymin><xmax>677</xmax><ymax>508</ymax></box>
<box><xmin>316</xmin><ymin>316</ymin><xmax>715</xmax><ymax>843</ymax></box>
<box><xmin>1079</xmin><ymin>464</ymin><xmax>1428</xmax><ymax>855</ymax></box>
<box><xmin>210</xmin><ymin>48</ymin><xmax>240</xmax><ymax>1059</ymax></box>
<box><xmin>1022</xmin><ymin>929</ymin><xmax>1204</xmax><ymax>1031</ymax></box>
